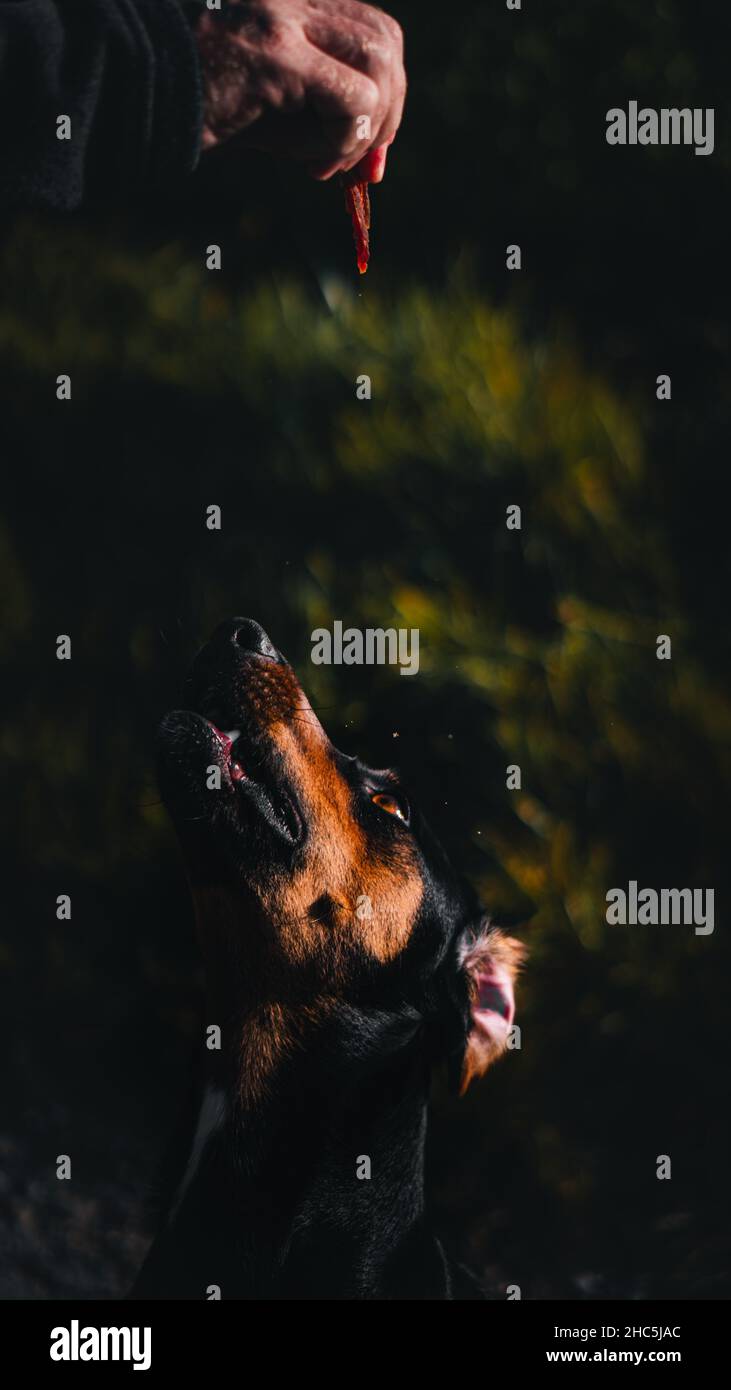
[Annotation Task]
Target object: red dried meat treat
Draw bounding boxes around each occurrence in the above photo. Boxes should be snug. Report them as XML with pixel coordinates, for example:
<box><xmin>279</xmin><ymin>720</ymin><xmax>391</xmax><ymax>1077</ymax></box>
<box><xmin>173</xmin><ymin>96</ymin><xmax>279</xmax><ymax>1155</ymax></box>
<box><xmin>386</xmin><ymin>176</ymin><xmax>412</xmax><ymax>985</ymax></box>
<box><xmin>343</xmin><ymin>180</ymin><xmax>371</xmax><ymax>275</ymax></box>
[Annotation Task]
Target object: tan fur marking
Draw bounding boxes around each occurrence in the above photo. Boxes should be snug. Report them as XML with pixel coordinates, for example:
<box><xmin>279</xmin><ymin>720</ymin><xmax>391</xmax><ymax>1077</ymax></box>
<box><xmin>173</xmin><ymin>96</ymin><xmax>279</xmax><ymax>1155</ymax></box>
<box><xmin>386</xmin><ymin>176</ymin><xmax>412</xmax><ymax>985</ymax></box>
<box><xmin>189</xmin><ymin>669</ymin><xmax>424</xmax><ymax>1106</ymax></box>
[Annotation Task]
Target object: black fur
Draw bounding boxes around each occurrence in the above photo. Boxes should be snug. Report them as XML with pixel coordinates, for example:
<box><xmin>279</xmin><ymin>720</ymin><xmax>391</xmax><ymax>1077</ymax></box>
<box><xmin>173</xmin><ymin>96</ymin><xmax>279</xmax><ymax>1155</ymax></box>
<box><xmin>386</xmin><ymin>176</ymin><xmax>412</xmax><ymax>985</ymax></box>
<box><xmin>131</xmin><ymin>619</ymin><xmax>501</xmax><ymax>1300</ymax></box>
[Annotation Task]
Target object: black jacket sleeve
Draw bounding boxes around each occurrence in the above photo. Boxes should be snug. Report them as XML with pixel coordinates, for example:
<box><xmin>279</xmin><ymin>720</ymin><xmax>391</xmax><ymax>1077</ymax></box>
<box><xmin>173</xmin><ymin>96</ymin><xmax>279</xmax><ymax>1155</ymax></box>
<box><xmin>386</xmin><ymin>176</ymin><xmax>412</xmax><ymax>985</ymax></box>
<box><xmin>0</xmin><ymin>0</ymin><xmax>203</xmax><ymax>210</ymax></box>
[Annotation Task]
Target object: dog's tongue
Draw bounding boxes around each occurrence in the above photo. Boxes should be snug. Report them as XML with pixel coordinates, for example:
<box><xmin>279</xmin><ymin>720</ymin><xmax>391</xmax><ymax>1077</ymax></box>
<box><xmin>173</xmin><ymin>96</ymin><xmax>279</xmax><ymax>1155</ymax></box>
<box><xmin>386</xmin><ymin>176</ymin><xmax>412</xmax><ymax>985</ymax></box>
<box><xmin>208</xmin><ymin>722</ymin><xmax>246</xmax><ymax>780</ymax></box>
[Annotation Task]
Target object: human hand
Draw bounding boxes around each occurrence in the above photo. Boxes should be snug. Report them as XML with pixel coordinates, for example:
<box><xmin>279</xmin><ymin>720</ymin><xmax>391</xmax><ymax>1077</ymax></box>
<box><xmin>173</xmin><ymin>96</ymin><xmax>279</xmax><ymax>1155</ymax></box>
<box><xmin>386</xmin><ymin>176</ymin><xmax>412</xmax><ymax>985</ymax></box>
<box><xmin>194</xmin><ymin>0</ymin><xmax>406</xmax><ymax>182</ymax></box>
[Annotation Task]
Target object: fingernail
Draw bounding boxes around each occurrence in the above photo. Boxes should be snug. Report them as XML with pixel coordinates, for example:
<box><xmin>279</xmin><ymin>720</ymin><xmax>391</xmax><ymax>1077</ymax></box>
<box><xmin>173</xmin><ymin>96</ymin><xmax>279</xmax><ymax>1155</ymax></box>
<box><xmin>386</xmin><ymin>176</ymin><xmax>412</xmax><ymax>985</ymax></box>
<box><xmin>351</xmin><ymin>144</ymin><xmax>389</xmax><ymax>185</ymax></box>
<box><xmin>368</xmin><ymin>145</ymin><xmax>389</xmax><ymax>183</ymax></box>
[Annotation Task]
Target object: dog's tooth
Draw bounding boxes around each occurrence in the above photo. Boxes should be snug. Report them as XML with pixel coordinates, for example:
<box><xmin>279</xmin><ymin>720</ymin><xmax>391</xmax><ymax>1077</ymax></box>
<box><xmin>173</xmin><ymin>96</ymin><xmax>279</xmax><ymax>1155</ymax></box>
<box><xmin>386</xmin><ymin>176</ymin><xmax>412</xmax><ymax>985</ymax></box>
<box><xmin>224</xmin><ymin>729</ymin><xmax>241</xmax><ymax>742</ymax></box>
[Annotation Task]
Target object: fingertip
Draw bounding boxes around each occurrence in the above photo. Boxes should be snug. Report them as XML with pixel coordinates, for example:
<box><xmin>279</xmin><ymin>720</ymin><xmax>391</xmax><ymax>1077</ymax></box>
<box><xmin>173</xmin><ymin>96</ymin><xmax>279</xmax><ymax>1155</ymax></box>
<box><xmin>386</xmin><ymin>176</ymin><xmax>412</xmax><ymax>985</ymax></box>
<box><xmin>369</xmin><ymin>146</ymin><xmax>388</xmax><ymax>183</ymax></box>
<box><xmin>307</xmin><ymin>161</ymin><xmax>341</xmax><ymax>181</ymax></box>
<box><xmin>352</xmin><ymin>144</ymin><xmax>389</xmax><ymax>184</ymax></box>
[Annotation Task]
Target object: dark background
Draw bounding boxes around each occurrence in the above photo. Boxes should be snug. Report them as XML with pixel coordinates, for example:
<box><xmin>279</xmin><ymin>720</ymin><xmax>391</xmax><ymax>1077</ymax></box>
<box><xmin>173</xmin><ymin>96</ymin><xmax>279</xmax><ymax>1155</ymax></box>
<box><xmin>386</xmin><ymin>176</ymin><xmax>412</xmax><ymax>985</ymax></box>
<box><xmin>1</xmin><ymin>0</ymin><xmax>729</xmax><ymax>1297</ymax></box>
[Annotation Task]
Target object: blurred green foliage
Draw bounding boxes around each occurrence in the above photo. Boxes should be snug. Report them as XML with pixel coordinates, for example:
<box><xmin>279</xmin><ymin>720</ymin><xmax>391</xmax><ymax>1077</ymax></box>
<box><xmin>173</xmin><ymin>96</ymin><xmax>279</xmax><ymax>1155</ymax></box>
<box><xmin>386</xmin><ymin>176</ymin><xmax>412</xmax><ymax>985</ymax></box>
<box><xmin>1</xmin><ymin>0</ymin><xmax>729</xmax><ymax>1298</ymax></box>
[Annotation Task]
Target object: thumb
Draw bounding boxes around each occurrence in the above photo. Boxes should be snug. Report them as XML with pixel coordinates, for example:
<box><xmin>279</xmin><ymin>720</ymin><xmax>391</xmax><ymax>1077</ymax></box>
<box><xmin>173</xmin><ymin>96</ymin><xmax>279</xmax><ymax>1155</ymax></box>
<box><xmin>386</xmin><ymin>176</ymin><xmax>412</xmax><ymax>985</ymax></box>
<box><xmin>349</xmin><ymin>142</ymin><xmax>390</xmax><ymax>184</ymax></box>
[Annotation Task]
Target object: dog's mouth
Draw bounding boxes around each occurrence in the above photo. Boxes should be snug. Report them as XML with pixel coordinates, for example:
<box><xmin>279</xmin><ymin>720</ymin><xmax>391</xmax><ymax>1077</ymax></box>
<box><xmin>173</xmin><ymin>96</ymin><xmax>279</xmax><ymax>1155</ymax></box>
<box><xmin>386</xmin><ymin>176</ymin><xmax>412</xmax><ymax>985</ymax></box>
<box><xmin>159</xmin><ymin>621</ymin><xmax>309</xmax><ymax>857</ymax></box>
<box><xmin>204</xmin><ymin>717</ymin><xmax>305</xmax><ymax>847</ymax></box>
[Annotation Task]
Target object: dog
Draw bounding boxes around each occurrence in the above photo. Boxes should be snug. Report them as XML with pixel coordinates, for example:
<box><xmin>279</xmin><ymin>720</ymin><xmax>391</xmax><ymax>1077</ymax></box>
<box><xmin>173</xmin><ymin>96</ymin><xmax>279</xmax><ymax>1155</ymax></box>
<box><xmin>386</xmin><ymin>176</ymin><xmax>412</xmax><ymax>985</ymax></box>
<box><xmin>131</xmin><ymin>618</ymin><xmax>523</xmax><ymax>1300</ymax></box>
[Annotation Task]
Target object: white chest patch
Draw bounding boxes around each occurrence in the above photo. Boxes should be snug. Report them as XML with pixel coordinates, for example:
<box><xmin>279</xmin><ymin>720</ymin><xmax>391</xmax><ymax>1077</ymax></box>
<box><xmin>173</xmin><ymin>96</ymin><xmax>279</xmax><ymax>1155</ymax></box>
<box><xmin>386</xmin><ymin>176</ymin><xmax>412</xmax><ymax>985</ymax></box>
<box><xmin>168</xmin><ymin>1082</ymin><xmax>226</xmax><ymax>1224</ymax></box>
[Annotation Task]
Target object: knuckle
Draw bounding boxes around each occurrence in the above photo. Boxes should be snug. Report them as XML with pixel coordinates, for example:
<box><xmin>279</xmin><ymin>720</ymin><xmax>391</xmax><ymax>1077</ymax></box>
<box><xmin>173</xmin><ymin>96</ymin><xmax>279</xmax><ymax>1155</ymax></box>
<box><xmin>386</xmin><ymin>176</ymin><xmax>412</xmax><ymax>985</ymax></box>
<box><xmin>357</xmin><ymin>77</ymin><xmax>380</xmax><ymax>116</ymax></box>
<box><xmin>364</xmin><ymin>4</ymin><xmax>402</xmax><ymax>43</ymax></box>
<box><xmin>361</xmin><ymin>36</ymin><xmax>389</xmax><ymax>73</ymax></box>
<box><xmin>381</xmin><ymin>12</ymin><xmax>404</xmax><ymax>50</ymax></box>
<box><xmin>332</xmin><ymin>128</ymin><xmax>357</xmax><ymax>158</ymax></box>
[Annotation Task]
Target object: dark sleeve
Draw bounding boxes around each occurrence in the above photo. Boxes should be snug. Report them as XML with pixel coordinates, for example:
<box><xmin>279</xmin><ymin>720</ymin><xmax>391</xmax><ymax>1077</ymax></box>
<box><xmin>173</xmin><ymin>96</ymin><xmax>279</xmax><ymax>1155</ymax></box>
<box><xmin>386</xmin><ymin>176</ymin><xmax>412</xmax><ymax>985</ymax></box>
<box><xmin>0</xmin><ymin>0</ymin><xmax>203</xmax><ymax>211</ymax></box>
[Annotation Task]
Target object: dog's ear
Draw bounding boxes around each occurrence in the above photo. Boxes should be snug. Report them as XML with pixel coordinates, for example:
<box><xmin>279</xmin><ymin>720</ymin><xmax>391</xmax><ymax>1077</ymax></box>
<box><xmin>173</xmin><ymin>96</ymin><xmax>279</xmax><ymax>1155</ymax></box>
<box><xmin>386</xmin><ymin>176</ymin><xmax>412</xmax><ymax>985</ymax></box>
<box><xmin>456</xmin><ymin>923</ymin><xmax>525</xmax><ymax>1096</ymax></box>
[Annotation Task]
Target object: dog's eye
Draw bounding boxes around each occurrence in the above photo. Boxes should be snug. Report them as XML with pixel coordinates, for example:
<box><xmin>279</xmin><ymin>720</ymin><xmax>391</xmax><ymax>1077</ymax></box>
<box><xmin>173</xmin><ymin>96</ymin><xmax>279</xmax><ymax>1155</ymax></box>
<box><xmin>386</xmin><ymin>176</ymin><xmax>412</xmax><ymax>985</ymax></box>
<box><xmin>371</xmin><ymin>791</ymin><xmax>408</xmax><ymax>823</ymax></box>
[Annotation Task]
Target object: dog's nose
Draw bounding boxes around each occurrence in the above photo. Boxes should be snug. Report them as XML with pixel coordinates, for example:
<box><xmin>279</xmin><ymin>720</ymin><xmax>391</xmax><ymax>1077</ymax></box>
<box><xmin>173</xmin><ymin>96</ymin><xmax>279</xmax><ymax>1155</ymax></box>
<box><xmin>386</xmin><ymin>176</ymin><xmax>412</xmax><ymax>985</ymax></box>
<box><xmin>230</xmin><ymin>619</ymin><xmax>283</xmax><ymax>662</ymax></box>
<box><xmin>185</xmin><ymin>620</ymin><xmax>288</xmax><ymax>710</ymax></box>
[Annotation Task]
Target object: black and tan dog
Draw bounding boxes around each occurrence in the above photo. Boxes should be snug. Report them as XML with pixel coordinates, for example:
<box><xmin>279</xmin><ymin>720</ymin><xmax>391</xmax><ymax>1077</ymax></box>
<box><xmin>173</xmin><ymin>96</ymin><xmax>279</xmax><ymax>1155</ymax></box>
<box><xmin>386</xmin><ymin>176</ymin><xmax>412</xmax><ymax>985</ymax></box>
<box><xmin>132</xmin><ymin>618</ymin><xmax>523</xmax><ymax>1300</ymax></box>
